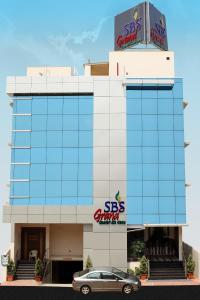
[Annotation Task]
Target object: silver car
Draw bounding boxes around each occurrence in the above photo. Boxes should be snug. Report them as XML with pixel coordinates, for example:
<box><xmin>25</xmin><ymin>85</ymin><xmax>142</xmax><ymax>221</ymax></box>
<box><xmin>72</xmin><ymin>267</ymin><xmax>141</xmax><ymax>295</ymax></box>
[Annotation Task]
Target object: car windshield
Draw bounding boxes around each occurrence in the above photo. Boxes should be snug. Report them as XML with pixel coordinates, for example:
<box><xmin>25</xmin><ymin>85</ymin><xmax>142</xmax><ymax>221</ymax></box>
<box><xmin>78</xmin><ymin>269</ymin><xmax>89</xmax><ymax>277</ymax></box>
<box><xmin>112</xmin><ymin>267</ymin><xmax>129</xmax><ymax>279</ymax></box>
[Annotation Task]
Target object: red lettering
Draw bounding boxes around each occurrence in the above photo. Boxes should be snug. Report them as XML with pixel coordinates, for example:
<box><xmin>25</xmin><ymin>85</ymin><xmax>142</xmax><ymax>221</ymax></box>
<box><xmin>116</xmin><ymin>32</ymin><xmax>137</xmax><ymax>49</ymax></box>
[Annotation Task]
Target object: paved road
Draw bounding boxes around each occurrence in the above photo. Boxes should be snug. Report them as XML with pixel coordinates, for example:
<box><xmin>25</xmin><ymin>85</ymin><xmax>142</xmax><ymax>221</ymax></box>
<box><xmin>0</xmin><ymin>286</ymin><xmax>200</xmax><ymax>300</ymax></box>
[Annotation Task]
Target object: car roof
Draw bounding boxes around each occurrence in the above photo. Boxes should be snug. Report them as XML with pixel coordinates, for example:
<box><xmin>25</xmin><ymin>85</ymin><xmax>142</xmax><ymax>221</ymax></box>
<box><xmin>88</xmin><ymin>267</ymin><xmax>114</xmax><ymax>272</ymax></box>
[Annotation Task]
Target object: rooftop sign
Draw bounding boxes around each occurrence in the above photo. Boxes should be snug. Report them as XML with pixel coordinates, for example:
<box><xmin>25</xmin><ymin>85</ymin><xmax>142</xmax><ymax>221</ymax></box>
<box><xmin>114</xmin><ymin>1</ymin><xmax>168</xmax><ymax>51</ymax></box>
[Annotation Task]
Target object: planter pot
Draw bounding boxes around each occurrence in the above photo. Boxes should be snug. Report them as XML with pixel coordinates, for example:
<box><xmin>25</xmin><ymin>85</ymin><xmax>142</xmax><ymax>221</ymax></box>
<box><xmin>140</xmin><ymin>274</ymin><xmax>148</xmax><ymax>280</ymax></box>
<box><xmin>35</xmin><ymin>276</ymin><xmax>42</xmax><ymax>282</ymax></box>
<box><xmin>7</xmin><ymin>275</ymin><xmax>14</xmax><ymax>281</ymax></box>
<box><xmin>187</xmin><ymin>273</ymin><xmax>194</xmax><ymax>279</ymax></box>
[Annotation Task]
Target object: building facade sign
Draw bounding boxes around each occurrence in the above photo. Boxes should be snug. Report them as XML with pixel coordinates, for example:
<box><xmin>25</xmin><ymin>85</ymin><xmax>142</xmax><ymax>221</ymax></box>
<box><xmin>114</xmin><ymin>1</ymin><xmax>168</xmax><ymax>51</ymax></box>
<box><xmin>93</xmin><ymin>191</ymin><xmax>126</xmax><ymax>225</ymax></box>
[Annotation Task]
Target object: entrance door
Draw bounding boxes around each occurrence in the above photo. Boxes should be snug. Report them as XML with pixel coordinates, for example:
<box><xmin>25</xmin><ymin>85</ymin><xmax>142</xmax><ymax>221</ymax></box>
<box><xmin>21</xmin><ymin>228</ymin><xmax>46</xmax><ymax>260</ymax></box>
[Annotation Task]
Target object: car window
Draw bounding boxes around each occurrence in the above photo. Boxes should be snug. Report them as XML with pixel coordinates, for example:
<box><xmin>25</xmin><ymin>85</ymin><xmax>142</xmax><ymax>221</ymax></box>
<box><xmin>87</xmin><ymin>272</ymin><xmax>101</xmax><ymax>279</ymax></box>
<box><xmin>101</xmin><ymin>272</ymin><xmax>116</xmax><ymax>280</ymax></box>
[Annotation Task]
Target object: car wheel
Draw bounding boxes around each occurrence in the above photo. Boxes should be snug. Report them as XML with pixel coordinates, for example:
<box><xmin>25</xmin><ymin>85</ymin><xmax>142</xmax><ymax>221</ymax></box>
<box><xmin>81</xmin><ymin>285</ymin><xmax>91</xmax><ymax>295</ymax></box>
<box><xmin>122</xmin><ymin>284</ymin><xmax>132</xmax><ymax>295</ymax></box>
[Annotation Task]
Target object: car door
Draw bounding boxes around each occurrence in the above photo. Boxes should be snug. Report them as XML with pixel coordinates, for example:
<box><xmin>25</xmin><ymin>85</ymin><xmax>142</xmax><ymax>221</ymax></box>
<box><xmin>85</xmin><ymin>271</ymin><xmax>102</xmax><ymax>291</ymax></box>
<box><xmin>100</xmin><ymin>272</ymin><xmax>122</xmax><ymax>291</ymax></box>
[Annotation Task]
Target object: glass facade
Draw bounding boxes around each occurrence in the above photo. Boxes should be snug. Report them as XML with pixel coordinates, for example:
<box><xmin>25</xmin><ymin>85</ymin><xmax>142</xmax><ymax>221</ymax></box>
<box><xmin>10</xmin><ymin>95</ymin><xmax>93</xmax><ymax>206</ymax></box>
<box><xmin>126</xmin><ymin>79</ymin><xmax>186</xmax><ymax>225</ymax></box>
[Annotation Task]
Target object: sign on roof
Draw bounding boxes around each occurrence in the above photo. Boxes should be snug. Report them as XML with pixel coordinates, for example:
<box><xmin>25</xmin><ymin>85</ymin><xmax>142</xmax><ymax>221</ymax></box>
<box><xmin>114</xmin><ymin>1</ymin><xmax>168</xmax><ymax>51</ymax></box>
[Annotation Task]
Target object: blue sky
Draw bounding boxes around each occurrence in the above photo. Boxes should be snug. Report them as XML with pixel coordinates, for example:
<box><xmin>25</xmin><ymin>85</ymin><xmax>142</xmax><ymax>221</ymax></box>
<box><xmin>0</xmin><ymin>0</ymin><xmax>200</xmax><ymax>280</ymax></box>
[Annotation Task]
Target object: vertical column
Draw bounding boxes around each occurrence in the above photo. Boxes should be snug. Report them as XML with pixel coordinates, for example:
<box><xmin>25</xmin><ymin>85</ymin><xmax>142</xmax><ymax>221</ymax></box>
<box><xmin>178</xmin><ymin>226</ymin><xmax>183</xmax><ymax>260</ymax></box>
<box><xmin>83</xmin><ymin>224</ymin><xmax>93</xmax><ymax>268</ymax></box>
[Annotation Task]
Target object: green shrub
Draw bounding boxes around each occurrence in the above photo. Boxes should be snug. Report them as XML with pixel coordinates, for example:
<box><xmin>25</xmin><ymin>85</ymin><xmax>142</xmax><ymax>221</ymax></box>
<box><xmin>7</xmin><ymin>259</ymin><xmax>16</xmax><ymax>276</ymax></box>
<box><xmin>128</xmin><ymin>241</ymin><xmax>145</xmax><ymax>259</ymax></box>
<box><xmin>127</xmin><ymin>268</ymin><xmax>135</xmax><ymax>276</ymax></box>
<box><xmin>139</xmin><ymin>256</ymin><xmax>148</xmax><ymax>274</ymax></box>
<box><xmin>186</xmin><ymin>254</ymin><xmax>195</xmax><ymax>273</ymax></box>
<box><xmin>134</xmin><ymin>266</ymin><xmax>141</xmax><ymax>276</ymax></box>
<box><xmin>85</xmin><ymin>255</ymin><xmax>93</xmax><ymax>268</ymax></box>
<box><xmin>35</xmin><ymin>258</ymin><xmax>43</xmax><ymax>277</ymax></box>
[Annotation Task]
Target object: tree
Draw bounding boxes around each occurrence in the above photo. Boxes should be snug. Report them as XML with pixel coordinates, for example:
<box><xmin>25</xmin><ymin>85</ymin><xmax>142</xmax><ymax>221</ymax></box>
<box><xmin>85</xmin><ymin>255</ymin><xmax>93</xmax><ymax>268</ymax></box>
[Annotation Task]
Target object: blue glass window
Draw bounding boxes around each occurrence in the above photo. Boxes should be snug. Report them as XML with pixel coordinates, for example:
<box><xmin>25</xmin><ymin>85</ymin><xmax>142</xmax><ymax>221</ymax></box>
<box><xmin>47</xmin><ymin>115</ymin><xmax>62</xmax><ymax>130</ymax></box>
<box><xmin>127</xmin><ymin>214</ymin><xmax>143</xmax><ymax>225</ymax></box>
<box><xmin>78</xmin><ymin>164</ymin><xmax>92</xmax><ymax>180</ymax></box>
<box><xmin>62</xmin><ymin>181</ymin><xmax>77</xmax><ymax>196</ymax></box>
<box><xmin>174</xmin><ymin>99</ymin><xmax>183</xmax><ymax>114</ymax></box>
<box><xmin>127</xmin><ymin>147</ymin><xmax>142</xmax><ymax>163</ymax></box>
<box><xmin>63</xmin><ymin>98</ymin><xmax>78</xmax><ymax>114</ymax></box>
<box><xmin>159</xmin><ymin>197</ymin><xmax>175</xmax><ymax>213</ymax></box>
<box><xmin>175</xmin><ymin>164</ymin><xmax>185</xmax><ymax>180</ymax></box>
<box><xmin>11</xmin><ymin>165</ymin><xmax>29</xmax><ymax>179</ymax></box>
<box><xmin>30</xmin><ymin>181</ymin><xmax>45</xmax><ymax>197</ymax></box>
<box><xmin>47</xmin><ymin>148</ymin><xmax>62</xmax><ymax>163</ymax></box>
<box><xmin>31</xmin><ymin>148</ymin><xmax>46</xmax><ymax>163</ymax></box>
<box><xmin>127</xmin><ymin>115</ymin><xmax>142</xmax><ymax>130</ymax></box>
<box><xmin>175</xmin><ymin>147</ymin><xmax>184</xmax><ymax>163</ymax></box>
<box><xmin>79</xmin><ymin>131</ymin><xmax>92</xmax><ymax>147</ymax></box>
<box><xmin>79</xmin><ymin>115</ymin><xmax>93</xmax><ymax>130</ymax></box>
<box><xmin>173</xmin><ymin>82</ymin><xmax>183</xmax><ymax>98</ymax></box>
<box><xmin>45</xmin><ymin>198</ymin><xmax>61</xmax><ymax>205</ymax></box>
<box><xmin>48</xmin><ymin>98</ymin><xmax>63</xmax><ymax>114</ymax></box>
<box><xmin>62</xmin><ymin>198</ymin><xmax>77</xmax><ymax>205</ymax></box>
<box><xmin>31</xmin><ymin>132</ymin><xmax>46</xmax><ymax>147</ymax></box>
<box><xmin>13</xmin><ymin>132</ymin><xmax>30</xmax><ymax>147</ymax></box>
<box><xmin>11</xmin><ymin>182</ymin><xmax>29</xmax><ymax>197</ymax></box>
<box><xmin>142</xmin><ymin>90</ymin><xmax>157</xmax><ymax>99</ymax></box>
<box><xmin>78</xmin><ymin>181</ymin><xmax>92</xmax><ymax>196</ymax></box>
<box><xmin>174</xmin><ymin>131</ymin><xmax>184</xmax><ymax>146</ymax></box>
<box><xmin>62</xmin><ymin>164</ymin><xmax>78</xmax><ymax>180</ymax></box>
<box><xmin>79</xmin><ymin>99</ymin><xmax>93</xmax><ymax>114</ymax></box>
<box><xmin>176</xmin><ymin>197</ymin><xmax>186</xmax><ymax>214</ymax></box>
<box><xmin>174</xmin><ymin>115</ymin><xmax>183</xmax><ymax>130</ymax></box>
<box><xmin>160</xmin><ymin>215</ymin><xmax>175</xmax><ymax>224</ymax></box>
<box><xmin>14</xmin><ymin>116</ymin><xmax>31</xmax><ymax>130</ymax></box>
<box><xmin>127</xmin><ymin>181</ymin><xmax>142</xmax><ymax>196</ymax></box>
<box><xmin>15</xmin><ymin>100</ymin><xmax>31</xmax><ymax>114</ymax></box>
<box><xmin>158</xmin><ymin>115</ymin><xmax>173</xmax><ymax>130</ymax></box>
<box><xmin>46</xmin><ymin>181</ymin><xmax>61</xmax><ymax>197</ymax></box>
<box><xmin>47</xmin><ymin>131</ymin><xmax>62</xmax><ymax>147</ymax></box>
<box><xmin>127</xmin><ymin>99</ymin><xmax>141</xmax><ymax>114</ymax></box>
<box><xmin>159</xmin><ymin>147</ymin><xmax>174</xmax><ymax>163</ymax></box>
<box><xmin>127</xmin><ymin>131</ymin><xmax>142</xmax><ymax>146</ymax></box>
<box><xmin>127</xmin><ymin>197</ymin><xmax>142</xmax><ymax>214</ymax></box>
<box><xmin>157</xmin><ymin>90</ymin><xmax>173</xmax><ymax>99</ymax></box>
<box><xmin>128</xmin><ymin>164</ymin><xmax>142</xmax><ymax>180</ymax></box>
<box><xmin>158</xmin><ymin>99</ymin><xmax>173</xmax><ymax>114</ymax></box>
<box><xmin>63</xmin><ymin>115</ymin><xmax>78</xmax><ymax>130</ymax></box>
<box><xmin>127</xmin><ymin>90</ymin><xmax>141</xmax><ymax>98</ymax></box>
<box><xmin>63</xmin><ymin>131</ymin><xmax>78</xmax><ymax>147</ymax></box>
<box><xmin>32</xmin><ymin>98</ymin><xmax>47</xmax><ymax>114</ymax></box>
<box><xmin>143</xmin><ymin>115</ymin><xmax>157</xmax><ymax>130</ymax></box>
<box><xmin>78</xmin><ymin>198</ymin><xmax>92</xmax><ymax>205</ymax></box>
<box><xmin>143</xmin><ymin>147</ymin><xmax>158</xmax><ymax>163</ymax></box>
<box><xmin>46</xmin><ymin>164</ymin><xmax>62</xmax><ymax>180</ymax></box>
<box><xmin>143</xmin><ymin>131</ymin><xmax>158</xmax><ymax>146</ymax></box>
<box><xmin>159</xmin><ymin>181</ymin><xmax>174</xmax><ymax>196</ymax></box>
<box><xmin>143</xmin><ymin>181</ymin><xmax>158</xmax><ymax>196</ymax></box>
<box><xmin>159</xmin><ymin>164</ymin><xmax>174</xmax><ymax>180</ymax></box>
<box><xmin>12</xmin><ymin>149</ymin><xmax>30</xmax><ymax>163</ymax></box>
<box><xmin>63</xmin><ymin>148</ymin><xmax>78</xmax><ymax>163</ymax></box>
<box><xmin>175</xmin><ymin>181</ymin><xmax>185</xmax><ymax>196</ymax></box>
<box><xmin>143</xmin><ymin>164</ymin><xmax>158</xmax><ymax>180</ymax></box>
<box><xmin>32</xmin><ymin>115</ymin><xmax>47</xmax><ymax>131</ymax></box>
<box><xmin>142</xmin><ymin>99</ymin><xmax>157</xmax><ymax>114</ymax></box>
<box><xmin>30</xmin><ymin>164</ymin><xmax>45</xmax><ymax>180</ymax></box>
<box><xmin>159</xmin><ymin>131</ymin><xmax>174</xmax><ymax>146</ymax></box>
<box><xmin>143</xmin><ymin>197</ymin><xmax>158</xmax><ymax>214</ymax></box>
<box><xmin>79</xmin><ymin>148</ymin><xmax>92</xmax><ymax>163</ymax></box>
<box><xmin>143</xmin><ymin>214</ymin><xmax>159</xmax><ymax>224</ymax></box>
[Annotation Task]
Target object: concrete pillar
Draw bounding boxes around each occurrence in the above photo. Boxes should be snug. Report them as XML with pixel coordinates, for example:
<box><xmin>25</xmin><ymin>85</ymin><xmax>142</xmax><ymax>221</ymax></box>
<box><xmin>83</xmin><ymin>224</ymin><xmax>93</xmax><ymax>268</ymax></box>
<box><xmin>178</xmin><ymin>227</ymin><xmax>183</xmax><ymax>260</ymax></box>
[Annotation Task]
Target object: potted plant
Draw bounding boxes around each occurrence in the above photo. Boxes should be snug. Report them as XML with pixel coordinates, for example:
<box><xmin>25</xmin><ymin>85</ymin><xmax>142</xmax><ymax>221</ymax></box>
<box><xmin>139</xmin><ymin>256</ymin><xmax>148</xmax><ymax>280</ymax></box>
<box><xmin>85</xmin><ymin>255</ymin><xmax>93</xmax><ymax>268</ymax></box>
<box><xmin>127</xmin><ymin>268</ymin><xmax>135</xmax><ymax>276</ymax></box>
<box><xmin>7</xmin><ymin>259</ymin><xmax>16</xmax><ymax>281</ymax></box>
<box><xmin>35</xmin><ymin>258</ymin><xmax>43</xmax><ymax>281</ymax></box>
<box><xmin>186</xmin><ymin>254</ymin><xmax>195</xmax><ymax>279</ymax></box>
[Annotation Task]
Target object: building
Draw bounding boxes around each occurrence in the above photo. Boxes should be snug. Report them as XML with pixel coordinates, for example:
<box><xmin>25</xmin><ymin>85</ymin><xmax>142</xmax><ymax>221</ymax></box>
<box><xmin>2</xmin><ymin>2</ymin><xmax>187</xmax><ymax>282</ymax></box>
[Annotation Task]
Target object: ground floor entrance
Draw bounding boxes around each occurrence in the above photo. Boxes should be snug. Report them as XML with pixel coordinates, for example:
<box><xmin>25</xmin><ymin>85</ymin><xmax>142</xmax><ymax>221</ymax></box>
<box><xmin>52</xmin><ymin>260</ymin><xmax>83</xmax><ymax>283</ymax></box>
<box><xmin>21</xmin><ymin>227</ymin><xmax>45</xmax><ymax>260</ymax></box>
